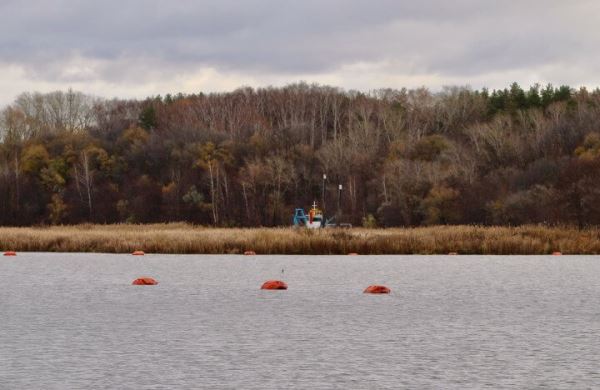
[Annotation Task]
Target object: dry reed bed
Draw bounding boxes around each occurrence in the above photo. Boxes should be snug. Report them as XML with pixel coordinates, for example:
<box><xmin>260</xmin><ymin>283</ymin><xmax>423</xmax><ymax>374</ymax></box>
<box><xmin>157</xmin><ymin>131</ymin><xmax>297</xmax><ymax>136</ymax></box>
<box><xmin>1</xmin><ymin>224</ymin><xmax>600</xmax><ymax>254</ymax></box>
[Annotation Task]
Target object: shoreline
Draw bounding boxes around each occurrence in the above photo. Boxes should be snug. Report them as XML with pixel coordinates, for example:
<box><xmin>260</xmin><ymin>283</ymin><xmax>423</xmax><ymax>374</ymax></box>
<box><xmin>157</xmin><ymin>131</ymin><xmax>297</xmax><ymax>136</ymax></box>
<box><xmin>1</xmin><ymin>224</ymin><xmax>599</xmax><ymax>255</ymax></box>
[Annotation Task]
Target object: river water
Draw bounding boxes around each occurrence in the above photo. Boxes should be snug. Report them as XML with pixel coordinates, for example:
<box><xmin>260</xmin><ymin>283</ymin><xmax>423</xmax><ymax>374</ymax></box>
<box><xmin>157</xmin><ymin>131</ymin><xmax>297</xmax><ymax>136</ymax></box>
<box><xmin>1</xmin><ymin>253</ymin><xmax>599</xmax><ymax>389</ymax></box>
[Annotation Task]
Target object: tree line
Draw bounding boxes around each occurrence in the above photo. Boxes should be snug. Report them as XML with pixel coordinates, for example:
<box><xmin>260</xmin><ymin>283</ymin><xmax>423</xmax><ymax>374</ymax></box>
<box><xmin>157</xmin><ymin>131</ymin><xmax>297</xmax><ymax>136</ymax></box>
<box><xmin>2</xmin><ymin>82</ymin><xmax>600</xmax><ymax>227</ymax></box>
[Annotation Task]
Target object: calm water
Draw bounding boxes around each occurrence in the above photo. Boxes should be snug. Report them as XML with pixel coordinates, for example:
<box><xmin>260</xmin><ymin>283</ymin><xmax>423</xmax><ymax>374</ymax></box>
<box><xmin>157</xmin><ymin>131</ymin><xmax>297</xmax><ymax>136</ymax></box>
<box><xmin>1</xmin><ymin>253</ymin><xmax>599</xmax><ymax>389</ymax></box>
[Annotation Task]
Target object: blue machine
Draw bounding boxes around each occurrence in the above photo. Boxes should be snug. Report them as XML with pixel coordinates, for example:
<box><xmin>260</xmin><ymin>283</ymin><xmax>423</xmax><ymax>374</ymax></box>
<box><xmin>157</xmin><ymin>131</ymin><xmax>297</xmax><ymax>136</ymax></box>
<box><xmin>293</xmin><ymin>208</ymin><xmax>309</xmax><ymax>226</ymax></box>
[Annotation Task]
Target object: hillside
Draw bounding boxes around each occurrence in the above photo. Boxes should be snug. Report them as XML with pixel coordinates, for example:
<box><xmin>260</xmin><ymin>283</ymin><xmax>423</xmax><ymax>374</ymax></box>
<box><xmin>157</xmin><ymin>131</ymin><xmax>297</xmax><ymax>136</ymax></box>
<box><xmin>1</xmin><ymin>83</ymin><xmax>599</xmax><ymax>227</ymax></box>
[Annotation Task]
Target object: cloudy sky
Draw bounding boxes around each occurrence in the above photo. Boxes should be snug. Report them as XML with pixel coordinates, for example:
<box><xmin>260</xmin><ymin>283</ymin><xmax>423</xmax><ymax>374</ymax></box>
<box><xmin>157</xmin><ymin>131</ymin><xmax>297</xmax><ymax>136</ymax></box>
<box><xmin>1</xmin><ymin>0</ymin><xmax>599</xmax><ymax>105</ymax></box>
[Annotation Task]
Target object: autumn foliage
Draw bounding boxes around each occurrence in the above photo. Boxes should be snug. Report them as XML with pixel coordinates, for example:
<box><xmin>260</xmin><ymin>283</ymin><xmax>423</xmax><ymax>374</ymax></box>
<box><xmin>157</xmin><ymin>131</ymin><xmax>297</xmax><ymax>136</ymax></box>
<box><xmin>1</xmin><ymin>83</ymin><xmax>599</xmax><ymax>227</ymax></box>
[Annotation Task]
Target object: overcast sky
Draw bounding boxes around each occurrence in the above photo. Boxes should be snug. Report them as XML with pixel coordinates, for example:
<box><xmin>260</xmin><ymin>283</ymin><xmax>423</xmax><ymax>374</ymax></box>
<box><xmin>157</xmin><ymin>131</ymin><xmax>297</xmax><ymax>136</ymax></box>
<box><xmin>1</xmin><ymin>0</ymin><xmax>599</xmax><ymax>106</ymax></box>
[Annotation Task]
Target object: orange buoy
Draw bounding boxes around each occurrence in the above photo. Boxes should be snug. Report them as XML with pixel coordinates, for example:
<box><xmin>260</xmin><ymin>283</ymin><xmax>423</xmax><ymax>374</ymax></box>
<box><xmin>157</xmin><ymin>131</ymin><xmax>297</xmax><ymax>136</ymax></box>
<box><xmin>244</xmin><ymin>251</ymin><xmax>256</xmax><ymax>256</ymax></box>
<box><xmin>364</xmin><ymin>285</ymin><xmax>391</xmax><ymax>294</ymax></box>
<box><xmin>261</xmin><ymin>280</ymin><xmax>288</xmax><ymax>290</ymax></box>
<box><xmin>552</xmin><ymin>251</ymin><xmax>562</xmax><ymax>256</ymax></box>
<box><xmin>348</xmin><ymin>253</ymin><xmax>359</xmax><ymax>256</ymax></box>
<box><xmin>132</xmin><ymin>251</ymin><xmax>145</xmax><ymax>256</ymax></box>
<box><xmin>3</xmin><ymin>251</ymin><xmax>16</xmax><ymax>256</ymax></box>
<box><xmin>132</xmin><ymin>277</ymin><xmax>158</xmax><ymax>285</ymax></box>
<box><xmin>448</xmin><ymin>252</ymin><xmax>458</xmax><ymax>255</ymax></box>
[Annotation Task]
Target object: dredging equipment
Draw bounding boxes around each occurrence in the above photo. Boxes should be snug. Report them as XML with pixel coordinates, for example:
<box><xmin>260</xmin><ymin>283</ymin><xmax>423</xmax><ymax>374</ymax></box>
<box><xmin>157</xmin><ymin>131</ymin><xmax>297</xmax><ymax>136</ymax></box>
<box><xmin>292</xmin><ymin>201</ymin><xmax>351</xmax><ymax>228</ymax></box>
<box><xmin>293</xmin><ymin>201</ymin><xmax>324</xmax><ymax>229</ymax></box>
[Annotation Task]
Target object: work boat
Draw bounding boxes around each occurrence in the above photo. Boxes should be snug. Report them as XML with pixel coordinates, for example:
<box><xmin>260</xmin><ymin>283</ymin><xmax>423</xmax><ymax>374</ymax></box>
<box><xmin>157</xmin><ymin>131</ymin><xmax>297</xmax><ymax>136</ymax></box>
<box><xmin>293</xmin><ymin>201</ymin><xmax>324</xmax><ymax>229</ymax></box>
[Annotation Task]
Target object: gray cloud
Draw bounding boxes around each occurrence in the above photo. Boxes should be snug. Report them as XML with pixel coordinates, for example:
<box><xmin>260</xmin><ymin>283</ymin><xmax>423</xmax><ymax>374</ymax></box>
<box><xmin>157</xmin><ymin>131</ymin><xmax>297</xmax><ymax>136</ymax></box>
<box><xmin>1</xmin><ymin>0</ymin><xmax>600</xmax><ymax>104</ymax></box>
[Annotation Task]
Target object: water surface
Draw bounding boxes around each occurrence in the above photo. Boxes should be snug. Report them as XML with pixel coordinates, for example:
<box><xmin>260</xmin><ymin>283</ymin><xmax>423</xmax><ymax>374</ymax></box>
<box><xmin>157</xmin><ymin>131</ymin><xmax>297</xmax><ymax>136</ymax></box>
<box><xmin>1</xmin><ymin>254</ymin><xmax>599</xmax><ymax>389</ymax></box>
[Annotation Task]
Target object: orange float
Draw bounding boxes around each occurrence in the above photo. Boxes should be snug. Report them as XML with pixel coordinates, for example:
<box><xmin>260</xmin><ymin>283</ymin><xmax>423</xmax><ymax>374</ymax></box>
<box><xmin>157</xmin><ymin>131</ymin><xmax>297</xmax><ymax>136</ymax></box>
<box><xmin>364</xmin><ymin>285</ymin><xmax>391</xmax><ymax>294</ymax></box>
<box><xmin>348</xmin><ymin>253</ymin><xmax>359</xmax><ymax>256</ymax></box>
<box><xmin>448</xmin><ymin>252</ymin><xmax>458</xmax><ymax>255</ymax></box>
<box><xmin>132</xmin><ymin>277</ymin><xmax>158</xmax><ymax>285</ymax></box>
<box><xmin>261</xmin><ymin>280</ymin><xmax>288</xmax><ymax>290</ymax></box>
<box><xmin>552</xmin><ymin>251</ymin><xmax>562</xmax><ymax>256</ymax></box>
<box><xmin>244</xmin><ymin>251</ymin><xmax>256</xmax><ymax>256</ymax></box>
<box><xmin>132</xmin><ymin>251</ymin><xmax>145</xmax><ymax>256</ymax></box>
<box><xmin>3</xmin><ymin>251</ymin><xmax>16</xmax><ymax>256</ymax></box>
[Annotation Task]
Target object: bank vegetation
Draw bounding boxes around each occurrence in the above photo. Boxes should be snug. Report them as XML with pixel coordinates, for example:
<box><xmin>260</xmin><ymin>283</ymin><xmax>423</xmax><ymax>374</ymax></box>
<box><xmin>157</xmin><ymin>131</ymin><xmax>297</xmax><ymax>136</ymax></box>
<box><xmin>1</xmin><ymin>224</ymin><xmax>599</xmax><ymax>255</ymax></box>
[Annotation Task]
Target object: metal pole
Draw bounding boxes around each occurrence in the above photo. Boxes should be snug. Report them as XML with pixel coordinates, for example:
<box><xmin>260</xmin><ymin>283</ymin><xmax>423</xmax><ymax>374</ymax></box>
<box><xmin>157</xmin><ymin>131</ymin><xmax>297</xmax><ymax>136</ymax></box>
<box><xmin>322</xmin><ymin>174</ymin><xmax>327</xmax><ymax>214</ymax></box>
<box><xmin>338</xmin><ymin>184</ymin><xmax>342</xmax><ymax>218</ymax></box>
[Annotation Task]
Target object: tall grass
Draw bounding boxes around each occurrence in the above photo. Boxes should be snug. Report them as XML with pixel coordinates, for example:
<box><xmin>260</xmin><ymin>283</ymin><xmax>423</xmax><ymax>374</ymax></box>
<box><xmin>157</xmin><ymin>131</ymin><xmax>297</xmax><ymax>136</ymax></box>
<box><xmin>1</xmin><ymin>224</ymin><xmax>599</xmax><ymax>254</ymax></box>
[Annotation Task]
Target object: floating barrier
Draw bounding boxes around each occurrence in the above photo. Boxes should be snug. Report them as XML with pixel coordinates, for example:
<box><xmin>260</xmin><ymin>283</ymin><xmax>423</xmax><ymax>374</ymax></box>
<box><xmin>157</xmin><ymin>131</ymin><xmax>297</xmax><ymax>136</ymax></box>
<box><xmin>261</xmin><ymin>280</ymin><xmax>288</xmax><ymax>290</ymax></box>
<box><xmin>132</xmin><ymin>251</ymin><xmax>145</xmax><ymax>256</ymax></box>
<box><xmin>132</xmin><ymin>277</ymin><xmax>158</xmax><ymax>285</ymax></box>
<box><xmin>552</xmin><ymin>251</ymin><xmax>562</xmax><ymax>256</ymax></box>
<box><xmin>244</xmin><ymin>251</ymin><xmax>256</xmax><ymax>256</ymax></box>
<box><xmin>364</xmin><ymin>285</ymin><xmax>391</xmax><ymax>294</ymax></box>
<box><xmin>3</xmin><ymin>251</ymin><xmax>16</xmax><ymax>256</ymax></box>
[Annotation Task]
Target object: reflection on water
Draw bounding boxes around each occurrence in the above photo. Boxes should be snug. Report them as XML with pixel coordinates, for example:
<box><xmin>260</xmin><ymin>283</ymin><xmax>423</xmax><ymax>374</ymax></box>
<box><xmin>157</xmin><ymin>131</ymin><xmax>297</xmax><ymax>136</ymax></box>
<box><xmin>1</xmin><ymin>253</ymin><xmax>599</xmax><ymax>389</ymax></box>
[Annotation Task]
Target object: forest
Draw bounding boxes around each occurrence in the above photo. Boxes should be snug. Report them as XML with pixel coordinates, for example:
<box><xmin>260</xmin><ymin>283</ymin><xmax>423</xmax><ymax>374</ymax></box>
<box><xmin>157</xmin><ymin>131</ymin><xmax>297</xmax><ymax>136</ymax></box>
<box><xmin>1</xmin><ymin>82</ymin><xmax>600</xmax><ymax>227</ymax></box>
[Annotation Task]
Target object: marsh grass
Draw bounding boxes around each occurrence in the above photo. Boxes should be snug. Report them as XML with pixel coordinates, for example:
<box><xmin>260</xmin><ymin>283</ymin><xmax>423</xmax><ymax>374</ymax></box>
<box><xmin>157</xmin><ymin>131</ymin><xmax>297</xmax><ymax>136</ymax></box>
<box><xmin>1</xmin><ymin>224</ymin><xmax>600</xmax><ymax>254</ymax></box>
